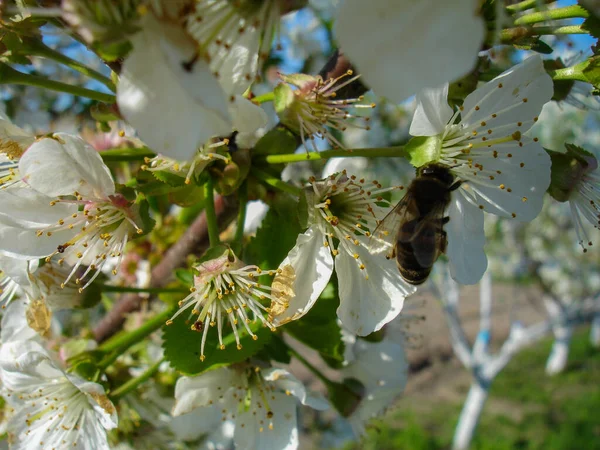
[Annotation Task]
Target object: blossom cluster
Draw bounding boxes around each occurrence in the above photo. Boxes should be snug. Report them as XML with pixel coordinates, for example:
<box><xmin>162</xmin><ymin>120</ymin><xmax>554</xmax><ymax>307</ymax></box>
<box><xmin>0</xmin><ymin>0</ymin><xmax>598</xmax><ymax>448</ymax></box>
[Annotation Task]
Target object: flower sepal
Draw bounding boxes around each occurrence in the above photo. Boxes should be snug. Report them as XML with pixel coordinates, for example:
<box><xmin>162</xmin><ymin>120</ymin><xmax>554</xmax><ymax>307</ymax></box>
<box><xmin>404</xmin><ymin>134</ymin><xmax>443</xmax><ymax>168</ymax></box>
<box><xmin>273</xmin><ymin>82</ymin><xmax>298</xmax><ymax>132</ymax></box>
<box><xmin>548</xmin><ymin>144</ymin><xmax>598</xmax><ymax>202</ymax></box>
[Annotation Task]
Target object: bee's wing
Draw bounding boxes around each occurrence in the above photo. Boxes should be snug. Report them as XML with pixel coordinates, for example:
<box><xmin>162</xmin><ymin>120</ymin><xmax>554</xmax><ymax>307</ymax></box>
<box><xmin>410</xmin><ymin>205</ymin><xmax>447</xmax><ymax>269</ymax></box>
<box><xmin>368</xmin><ymin>193</ymin><xmax>418</xmax><ymax>256</ymax></box>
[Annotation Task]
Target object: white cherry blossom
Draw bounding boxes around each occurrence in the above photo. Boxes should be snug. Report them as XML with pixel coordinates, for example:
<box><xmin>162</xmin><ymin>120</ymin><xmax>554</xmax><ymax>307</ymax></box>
<box><xmin>185</xmin><ymin>0</ymin><xmax>285</xmax><ymax>96</ymax></box>
<box><xmin>407</xmin><ymin>55</ymin><xmax>553</xmax><ymax>284</ymax></box>
<box><xmin>0</xmin><ymin>133</ymin><xmax>144</xmax><ymax>289</ymax></box>
<box><xmin>117</xmin><ymin>13</ymin><xmax>268</xmax><ymax>160</ymax></box>
<box><xmin>274</xmin><ymin>71</ymin><xmax>375</xmax><ymax>150</ymax></box>
<box><xmin>142</xmin><ymin>139</ymin><xmax>231</xmax><ymax>185</ymax></box>
<box><xmin>0</xmin><ymin>110</ymin><xmax>35</xmax><ymax>189</ymax></box>
<box><xmin>334</xmin><ymin>0</ymin><xmax>485</xmax><ymax>104</ymax></box>
<box><xmin>547</xmin><ymin>145</ymin><xmax>600</xmax><ymax>252</ymax></box>
<box><xmin>166</xmin><ymin>246</ymin><xmax>278</xmax><ymax>362</ymax></box>
<box><xmin>270</xmin><ymin>172</ymin><xmax>416</xmax><ymax>336</ymax></box>
<box><xmin>172</xmin><ymin>365</ymin><xmax>328</xmax><ymax>450</ymax></box>
<box><xmin>342</xmin><ymin>327</ymin><xmax>408</xmax><ymax>435</ymax></box>
<box><xmin>0</xmin><ymin>340</ymin><xmax>117</xmax><ymax>450</ymax></box>
<box><xmin>0</xmin><ymin>254</ymin><xmax>29</xmax><ymax>307</ymax></box>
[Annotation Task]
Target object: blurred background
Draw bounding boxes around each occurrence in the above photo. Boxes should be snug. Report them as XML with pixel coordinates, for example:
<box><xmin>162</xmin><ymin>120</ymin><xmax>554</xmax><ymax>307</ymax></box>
<box><xmin>2</xmin><ymin>0</ymin><xmax>599</xmax><ymax>448</ymax></box>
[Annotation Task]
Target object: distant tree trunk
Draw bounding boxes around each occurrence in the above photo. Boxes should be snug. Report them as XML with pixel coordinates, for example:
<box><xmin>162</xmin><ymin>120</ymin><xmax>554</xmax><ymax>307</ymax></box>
<box><xmin>544</xmin><ymin>296</ymin><xmax>572</xmax><ymax>375</ymax></box>
<box><xmin>452</xmin><ymin>378</ymin><xmax>490</xmax><ymax>450</ymax></box>
<box><xmin>591</xmin><ymin>312</ymin><xmax>600</xmax><ymax>348</ymax></box>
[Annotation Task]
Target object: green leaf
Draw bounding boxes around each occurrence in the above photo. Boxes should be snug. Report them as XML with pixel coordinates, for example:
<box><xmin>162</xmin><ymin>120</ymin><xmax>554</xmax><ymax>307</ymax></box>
<box><xmin>283</xmin><ymin>282</ymin><xmax>345</xmax><ymax>368</ymax></box>
<box><xmin>245</xmin><ymin>199</ymin><xmax>303</xmax><ymax>268</ymax></box>
<box><xmin>513</xmin><ymin>37</ymin><xmax>553</xmax><ymax>54</ymax></box>
<box><xmin>174</xmin><ymin>268</ymin><xmax>194</xmax><ymax>286</ymax></box>
<box><xmin>136</xmin><ymin>199</ymin><xmax>155</xmax><ymax>237</ymax></box>
<box><xmin>258</xmin><ymin>335</ymin><xmax>291</xmax><ymax>364</ymax></box>
<box><xmin>162</xmin><ymin>315</ymin><xmax>272</xmax><ymax>375</ymax></box>
<box><xmin>152</xmin><ymin>170</ymin><xmax>188</xmax><ymax>188</ymax></box>
<box><xmin>80</xmin><ymin>281</ymin><xmax>103</xmax><ymax>309</ymax></box>
<box><xmin>582</xmin><ymin>10</ymin><xmax>600</xmax><ymax>40</ymax></box>
<box><xmin>583</xmin><ymin>56</ymin><xmax>600</xmax><ymax>88</ymax></box>
<box><xmin>168</xmin><ymin>183</ymin><xmax>205</xmax><ymax>207</ymax></box>
<box><xmin>253</xmin><ymin>125</ymin><xmax>300</xmax><ymax>156</ymax></box>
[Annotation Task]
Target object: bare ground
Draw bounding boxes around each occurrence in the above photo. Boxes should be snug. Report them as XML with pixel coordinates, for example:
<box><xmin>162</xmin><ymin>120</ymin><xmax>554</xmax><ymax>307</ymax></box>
<box><xmin>292</xmin><ymin>282</ymin><xmax>550</xmax><ymax>448</ymax></box>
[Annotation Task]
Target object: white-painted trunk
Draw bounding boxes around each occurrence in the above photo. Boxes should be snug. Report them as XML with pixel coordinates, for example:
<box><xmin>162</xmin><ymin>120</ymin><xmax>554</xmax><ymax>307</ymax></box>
<box><xmin>591</xmin><ymin>313</ymin><xmax>600</xmax><ymax>348</ymax></box>
<box><xmin>452</xmin><ymin>380</ymin><xmax>490</xmax><ymax>450</ymax></box>
<box><xmin>545</xmin><ymin>325</ymin><xmax>572</xmax><ymax>375</ymax></box>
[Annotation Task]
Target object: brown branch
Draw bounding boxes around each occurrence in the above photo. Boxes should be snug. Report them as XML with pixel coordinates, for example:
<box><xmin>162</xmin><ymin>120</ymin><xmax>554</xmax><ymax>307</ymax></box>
<box><xmin>93</xmin><ymin>194</ymin><xmax>238</xmax><ymax>343</ymax></box>
<box><xmin>93</xmin><ymin>49</ymin><xmax>360</xmax><ymax>343</ymax></box>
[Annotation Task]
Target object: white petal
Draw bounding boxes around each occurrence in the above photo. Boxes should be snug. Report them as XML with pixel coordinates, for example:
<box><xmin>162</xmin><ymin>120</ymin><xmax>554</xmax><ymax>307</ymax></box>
<box><xmin>0</xmin><ymin>187</ymin><xmax>74</xmax><ymax>228</ymax></box>
<box><xmin>234</xmin><ymin>392</ymin><xmax>298</xmax><ymax>450</ymax></box>
<box><xmin>344</xmin><ymin>338</ymin><xmax>408</xmax><ymax>435</ymax></box>
<box><xmin>0</xmin><ymin>300</ymin><xmax>37</xmax><ymax>344</ymax></box>
<box><xmin>446</xmin><ymin>189</ymin><xmax>487</xmax><ymax>285</ymax></box>
<box><xmin>461</xmin><ymin>54</ymin><xmax>553</xmax><ymax>133</ymax></box>
<box><xmin>229</xmin><ymin>95</ymin><xmax>269</xmax><ymax>134</ymax></box>
<box><xmin>66</xmin><ymin>374</ymin><xmax>118</xmax><ymax>429</ymax></box>
<box><xmin>169</xmin><ymin>405</ymin><xmax>222</xmax><ymax>441</ymax></box>
<box><xmin>335</xmin><ymin>0</ymin><xmax>484</xmax><ymax>103</ymax></box>
<box><xmin>204</xmin><ymin>420</ymin><xmax>235</xmax><ymax>450</ymax></box>
<box><xmin>322</xmin><ymin>157</ymin><xmax>369</xmax><ymax>178</ymax></box>
<box><xmin>273</xmin><ymin>226</ymin><xmax>334</xmax><ymax>326</ymax></box>
<box><xmin>0</xmin><ymin>116</ymin><xmax>35</xmax><ymax>151</ymax></box>
<box><xmin>20</xmin><ymin>134</ymin><xmax>114</xmax><ymax>198</ymax></box>
<box><xmin>336</xmin><ymin>244</ymin><xmax>416</xmax><ymax>336</ymax></box>
<box><xmin>0</xmin><ymin>188</ymin><xmax>75</xmax><ymax>258</ymax></box>
<box><xmin>0</xmin><ymin>341</ymin><xmax>59</xmax><ymax>391</ymax></box>
<box><xmin>263</xmin><ymin>368</ymin><xmax>329</xmax><ymax>411</ymax></box>
<box><xmin>244</xmin><ymin>200</ymin><xmax>269</xmax><ymax>234</ymax></box>
<box><xmin>463</xmin><ymin>139</ymin><xmax>551</xmax><ymax>220</ymax></box>
<box><xmin>118</xmin><ymin>16</ymin><xmax>232</xmax><ymax>160</ymax></box>
<box><xmin>409</xmin><ymin>84</ymin><xmax>453</xmax><ymax>136</ymax></box>
<box><xmin>172</xmin><ymin>369</ymin><xmax>238</xmax><ymax>416</ymax></box>
<box><xmin>0</xmin><ymin>253</ymin><xmax>30</xmax><ymax>288</ymax></box>
<box><xmin>213</xmin><ymin>38</ymin><xmax>260</xmax><ymax>96</ymax></box>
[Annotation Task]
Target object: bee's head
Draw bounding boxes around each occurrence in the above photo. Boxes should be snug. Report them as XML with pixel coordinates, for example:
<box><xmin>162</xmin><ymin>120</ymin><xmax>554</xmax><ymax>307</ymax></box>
<box><xmin>419</xmin><ymin>163</ymin><xmax>454</xmax><ymax>186</ymax></box>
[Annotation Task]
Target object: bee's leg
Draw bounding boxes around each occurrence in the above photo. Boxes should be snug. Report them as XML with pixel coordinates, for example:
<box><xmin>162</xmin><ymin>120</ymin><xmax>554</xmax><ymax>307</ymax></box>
<box><xmin>449</xmin><ymin>180</ymin><xmax>463</xmax><ymax>192</ymax></box>
<box><xmin>386</xmin><ymin>247</ymin><xmax>397</xmax><ymax>260</ymax></box>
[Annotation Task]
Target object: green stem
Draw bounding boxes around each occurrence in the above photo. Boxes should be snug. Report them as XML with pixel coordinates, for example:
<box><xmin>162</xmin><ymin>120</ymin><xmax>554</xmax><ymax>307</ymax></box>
<box><xmin>233</xmin><ymin>181</ymin><xmax>248</xmax><ymax>255</ymax></box>
<box><xmin>0</xmin><ymin>63</ymin><xmax>116</xmax><ymax>103</ymax></box>
<box><xmin>99</xmin><ymin>307</ymin><xmax>176</xmax><ymax>357</ymax></box>
<box><xmin>100</xmin><ymin>147</ymin><xmax>156</xmax><ymax>162</ymax></box>
<box><xmin>100</xmin><ymin>284</ymin><xmax>188</xmax><ymax>294</ymax></box>
<box><xmin>110</xmin><ymin>358</ymin><xmax>165</xmax><ymax>401</ymax></box>
<box><xmin>506</xmin><ymin>0</ymin><xmax>546</xmax><ymax>13</ymax></box>
<box><xmin>259</xmin><ymin>146</ymin><xmax>406</xmax><ymax>165</ymax></box>
<box><xmin>250</xmin><ymin>167</ymin><xmax>301</xmax><ymax>196</ymax></box>
<box><xmin>526</xmin><ymin>25</ymin><xmax>586</xmax><ymax>35</ymax></box>
<box><xmin>25</xmin><ymin>39</ymin><xmax>116</xmax><ymax>91</ymax></box>
<box><xmin>253</xmin><ymin>92</ymin><xmax>275</xmax><ymax>104</ymax></box>
<box><xmin>501</xmin><ymin>25</ymin><xmax>586</xmax><ymax>42</ymax></box>
<box><xmin>204</xmin><ymin>176</ymin><xmax>221</xmax><ymax>247</ymax></box>
<box><xmin>549</xmin><ymin>60</ymin><xmax>589</xmax><ymax>82</ymax></box>
<box><xmin>514</xmin><ymin>4</ymin><xmax>588</xmax><ymax>26</ymax></box>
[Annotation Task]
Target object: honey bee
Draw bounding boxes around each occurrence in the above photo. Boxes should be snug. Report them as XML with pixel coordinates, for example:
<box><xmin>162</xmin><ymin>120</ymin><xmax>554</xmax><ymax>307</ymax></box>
<box><xmin>371</xmin><ymin>163</ymin><xmax>461</xmax><ymax>285</ymax></box>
